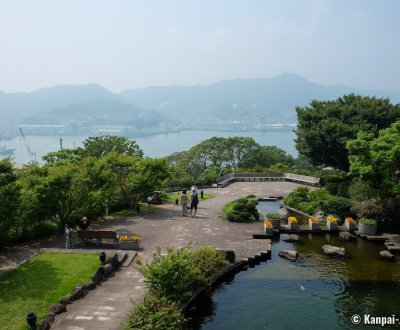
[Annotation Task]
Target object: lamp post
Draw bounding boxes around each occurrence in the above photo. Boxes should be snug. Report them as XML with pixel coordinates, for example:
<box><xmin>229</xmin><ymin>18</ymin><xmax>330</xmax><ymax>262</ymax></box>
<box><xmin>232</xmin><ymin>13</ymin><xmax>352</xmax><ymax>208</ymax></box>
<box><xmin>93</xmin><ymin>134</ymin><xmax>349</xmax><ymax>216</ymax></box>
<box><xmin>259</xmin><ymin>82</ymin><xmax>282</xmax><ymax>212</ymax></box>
<box><xmin>99</xmin><ymin>251</ymin><xmax>106</xmax><ymax>264</ymax></box>
<box><xmin>26</xmin><ymin>312</ymin><xmax>37</xmax><ymax>329</ymax></box>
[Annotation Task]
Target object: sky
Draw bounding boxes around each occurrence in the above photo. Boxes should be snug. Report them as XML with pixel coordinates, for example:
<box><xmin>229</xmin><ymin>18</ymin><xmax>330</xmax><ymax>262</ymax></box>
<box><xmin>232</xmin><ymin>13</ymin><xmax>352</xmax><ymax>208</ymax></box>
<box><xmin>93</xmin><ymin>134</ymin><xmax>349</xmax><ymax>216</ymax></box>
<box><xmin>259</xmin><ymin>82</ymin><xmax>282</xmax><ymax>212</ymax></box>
<box><xmin>1</xmin><ymin>0</ymin><xmax>400</xmax><ymax>93</ymax></box>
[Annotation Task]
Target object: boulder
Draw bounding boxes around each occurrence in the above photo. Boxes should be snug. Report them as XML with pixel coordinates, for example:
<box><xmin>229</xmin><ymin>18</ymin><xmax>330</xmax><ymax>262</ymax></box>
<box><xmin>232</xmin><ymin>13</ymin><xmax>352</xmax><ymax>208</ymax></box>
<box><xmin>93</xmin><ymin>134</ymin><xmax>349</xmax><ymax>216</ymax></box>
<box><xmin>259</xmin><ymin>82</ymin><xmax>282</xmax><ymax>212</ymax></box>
<box><xmin>49</xmin><ymin>303</ymin><xmax>66</xmax><ymax>314</ymax></box>
<box><xmin>70</xmin><ymin>285</ymin><xmax>87</xmax><ymax>301</ymax></box>
<box><xmin>37</xmin><ymin>314</ymin><xmax>55</xmax><ymax>330</ymax></box>
<box><xmin>216</xmin><ymin>249</ymin><xmax>236</xmax><ymax>263</ymax></box>
<box><xmin>105</xmin><ymin>253</ymin><xmax>120</xmax><ymax>270</ymax></box>
<box><xmin>380</xmin><ymin>250</ymin><xmax>395</xmax><ymax>260</ymax></box>
<box><xmin>92</xmin><ymin>267</ymin><xmax>105</xmax><ymax>284</ymax></box>
<box><xmin>322</xmin><ymin>245</ymin><xmax>345</xmax><ymax>256</ymax></box>
<box><xmin>279</xmin><ymin>250</ymin><xmax>298</xmax><ymax>261</ymax></box>
<box><xmin>85</xmin><ymin>280</ymin><xmax>96</xmax><ymax>290</ymax></box>
<box><xmin>103</xmin><ymin>264</ymin><xmax>114</xmax><ymax>276</ymax></box>
<box><xmin>339</xmin><ymin>231</ymin><xmax>356</xmax><ymax>241</ymax></box>
<box><xmin>282</xmin><ymin>234</ymin><xmax>299</xmax><ymax>242</ymax></box>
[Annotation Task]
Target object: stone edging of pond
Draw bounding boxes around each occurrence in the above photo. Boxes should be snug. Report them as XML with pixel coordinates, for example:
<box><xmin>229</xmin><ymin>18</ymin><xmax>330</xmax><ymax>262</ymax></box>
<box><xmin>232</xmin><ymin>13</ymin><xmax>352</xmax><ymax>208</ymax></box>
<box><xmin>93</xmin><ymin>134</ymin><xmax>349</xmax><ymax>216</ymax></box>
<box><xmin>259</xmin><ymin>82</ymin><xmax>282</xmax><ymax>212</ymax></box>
<box><xmin>38</xmin><ymin>252</ymin><xmax>127</xmax><ymax>330</ymax></box>
<box><xmin>179</xmin><ymin>248</ymin><xmax>271</xmax><ymax>315</ymax></box>
<box><xmin>282</xmin><ymin>203</ymin><xmax>312</xmax><ymax>219</ymax></box>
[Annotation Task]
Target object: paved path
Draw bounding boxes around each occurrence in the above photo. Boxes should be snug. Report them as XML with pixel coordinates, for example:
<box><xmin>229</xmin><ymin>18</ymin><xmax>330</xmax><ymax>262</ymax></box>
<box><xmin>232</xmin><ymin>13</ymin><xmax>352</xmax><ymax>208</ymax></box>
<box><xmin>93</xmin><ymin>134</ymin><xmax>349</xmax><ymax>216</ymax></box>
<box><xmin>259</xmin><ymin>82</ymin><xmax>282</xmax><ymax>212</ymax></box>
<box><xmin>0</xmin><ymin>182</ymin><xmax>303</xmax><ymax>329</ymax></box>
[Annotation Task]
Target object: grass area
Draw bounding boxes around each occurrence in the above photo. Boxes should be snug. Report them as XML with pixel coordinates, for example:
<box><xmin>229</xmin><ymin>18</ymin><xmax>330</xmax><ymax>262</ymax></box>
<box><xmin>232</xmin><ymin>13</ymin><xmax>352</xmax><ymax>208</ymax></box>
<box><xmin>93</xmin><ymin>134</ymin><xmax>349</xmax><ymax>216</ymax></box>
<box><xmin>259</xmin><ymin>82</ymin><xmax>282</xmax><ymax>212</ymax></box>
<box><xmin>162</xmin><ymin>192</ymin><xmax>215</xmax><ymax>203</ymax></box>
<box><xmin>108</xmin><ymin>202</ymin><xmax>155</xmax><ymax>217</ymax></box>
<box><xmin>0</xmin><ymin>252</ymin><xmax>99</xmax><ymax>330</ymax></box>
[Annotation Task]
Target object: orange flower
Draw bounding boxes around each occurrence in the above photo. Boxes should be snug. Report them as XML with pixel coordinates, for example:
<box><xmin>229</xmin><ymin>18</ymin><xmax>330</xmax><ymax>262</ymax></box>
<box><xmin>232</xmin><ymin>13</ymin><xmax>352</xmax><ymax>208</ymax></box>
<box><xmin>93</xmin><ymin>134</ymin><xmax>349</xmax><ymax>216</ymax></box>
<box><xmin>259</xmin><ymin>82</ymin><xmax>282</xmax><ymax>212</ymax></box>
<box><xmin>309</xmin><ymin>217</ymin><xmax>318</xmax><ymax>223</ymax></box>
<box><xmin>288</xmin><ymin>216</ymin><xmax>297</xmax><ymax>223</ymax></box>
<box><xmin>264</xmin><ymin>220</ymin><xmax>273</xmax><ymax>227</ymax></box>
<box><xmin>345</xmin><ymin>217</ymin><xmax>355</xmax><ymax>223</ymax></box>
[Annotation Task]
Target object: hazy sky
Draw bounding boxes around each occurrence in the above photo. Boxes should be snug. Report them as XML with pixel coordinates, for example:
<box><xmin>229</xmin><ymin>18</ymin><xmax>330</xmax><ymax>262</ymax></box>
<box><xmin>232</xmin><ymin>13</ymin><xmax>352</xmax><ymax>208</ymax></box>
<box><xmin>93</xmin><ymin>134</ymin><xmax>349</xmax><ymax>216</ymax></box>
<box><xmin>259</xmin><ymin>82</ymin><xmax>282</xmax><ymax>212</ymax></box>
<box><xmin>1</xmin><ymin>0</ymin><xmax>400</xmax><ymax>93</ymax></box>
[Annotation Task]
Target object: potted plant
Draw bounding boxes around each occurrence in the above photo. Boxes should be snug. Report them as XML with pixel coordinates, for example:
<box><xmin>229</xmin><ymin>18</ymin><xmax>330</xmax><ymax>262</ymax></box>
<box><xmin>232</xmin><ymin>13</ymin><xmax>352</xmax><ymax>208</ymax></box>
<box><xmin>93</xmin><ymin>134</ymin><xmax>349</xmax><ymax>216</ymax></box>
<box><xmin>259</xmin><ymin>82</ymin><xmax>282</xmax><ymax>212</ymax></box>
<box><xmin>264</xmin><ymin>220</ymin><xmax>273</xmax><ymax>235</ymax></box>
<box><xmin>309</xmin><ymin>216</ymin><xmax>320</xmax><ymax>230</ymax></box>
<box><xmin>265</xmin><ymin>213</ymin><xmax>282</xmax><ymax>229</ymax></box>
<box><xmin>326</xmin><ymin>215</ymin><xmax>338</xmax><ymax>230</ymax></box>
<box><xmin>119</xmin><ymin>235</ymin><xmax>141</xmax><ymax>250</ymax></box>
<box><xmin>358</xmin><ymin>218</ymin><xmax>377</xmax><ymax>235</ymax></box>
<box><xmin>288</xmin><ymin>216</ymin><xmax>298</xmax><ymax>230</ymax></box>
<box><xmin>344</xmin><ymin>217</ymin><xmax>356</xmax><ymax>231</ymax></box>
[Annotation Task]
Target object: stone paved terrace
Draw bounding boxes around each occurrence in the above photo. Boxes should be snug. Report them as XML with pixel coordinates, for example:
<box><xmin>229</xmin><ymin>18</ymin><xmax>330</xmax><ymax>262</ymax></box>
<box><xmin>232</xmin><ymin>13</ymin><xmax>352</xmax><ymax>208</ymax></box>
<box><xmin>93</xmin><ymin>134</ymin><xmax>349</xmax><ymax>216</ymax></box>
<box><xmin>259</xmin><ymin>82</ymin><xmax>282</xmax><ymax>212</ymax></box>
<box><xmin>0</xmin><ymin>181</ymin><xmax>309</xmax><ymax>329</ymax></box>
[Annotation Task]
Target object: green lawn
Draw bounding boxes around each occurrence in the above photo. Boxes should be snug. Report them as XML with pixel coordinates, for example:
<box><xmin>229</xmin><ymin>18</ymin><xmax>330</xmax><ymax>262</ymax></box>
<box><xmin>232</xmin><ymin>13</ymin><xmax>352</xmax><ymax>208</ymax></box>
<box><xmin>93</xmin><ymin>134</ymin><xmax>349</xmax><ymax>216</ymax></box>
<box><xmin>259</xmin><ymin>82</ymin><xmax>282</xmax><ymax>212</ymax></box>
<box><xmin>0</xmin><ymin>252</ymin><xmax>99</xmax><ymax>330</ymax></box>
<box><xmin>162</xmin><ymin>192</ymin><xmax>215</xmax><ymax>203</ymax></box>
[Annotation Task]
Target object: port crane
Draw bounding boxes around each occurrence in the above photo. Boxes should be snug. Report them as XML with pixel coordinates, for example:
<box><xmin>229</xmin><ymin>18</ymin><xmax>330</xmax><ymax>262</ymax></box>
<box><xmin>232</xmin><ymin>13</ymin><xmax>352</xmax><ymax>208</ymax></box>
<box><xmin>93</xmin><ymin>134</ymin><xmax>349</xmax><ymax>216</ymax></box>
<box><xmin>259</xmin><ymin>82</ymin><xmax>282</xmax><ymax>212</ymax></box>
<box><xmin>19</xmin><ymin>128</ymin><xmax>36</xmax><ymax>160</ymax></box>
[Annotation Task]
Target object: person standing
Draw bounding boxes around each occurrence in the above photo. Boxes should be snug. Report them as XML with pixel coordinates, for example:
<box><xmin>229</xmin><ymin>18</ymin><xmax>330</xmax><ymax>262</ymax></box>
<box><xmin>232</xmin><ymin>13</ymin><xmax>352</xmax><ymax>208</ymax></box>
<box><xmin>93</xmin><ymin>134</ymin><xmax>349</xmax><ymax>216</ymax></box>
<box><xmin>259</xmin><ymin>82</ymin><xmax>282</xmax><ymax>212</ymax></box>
<box><xmin>64</xmin><ymin>224</ymin><xmax>72</xmax><ymax>249</ymax></box>
<box><xmin>190</xmin><ymin>186</ymin><xmax>199</xmax><ymax>217</ymax></box>
<box><xmin>181</xmin><ymin>190</ymin><xmax>188</xmax><ymax>216</ymax></box>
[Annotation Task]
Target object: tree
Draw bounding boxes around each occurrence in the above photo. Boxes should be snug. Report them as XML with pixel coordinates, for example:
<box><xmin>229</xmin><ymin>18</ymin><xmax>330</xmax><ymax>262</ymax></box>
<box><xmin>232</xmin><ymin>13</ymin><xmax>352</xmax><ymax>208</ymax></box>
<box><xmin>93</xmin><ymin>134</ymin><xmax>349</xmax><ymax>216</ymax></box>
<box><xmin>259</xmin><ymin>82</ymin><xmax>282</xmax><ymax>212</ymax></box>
<box><xmin>347</xmin><ymin>121</ymin><xmax>400</xmax><ymax>222</ymax></box>
<box><xmin>0</xmin><ymin>159</ymin><xmax>19</xmax><ymax>246</ymax></box>
<box><xmin>295</xmin><ymin>94</ymin><xmax>400</xmax><ymax>170</ymax></box>
<box><xmin>243</xmin><ymin>145</ymin><xmax>293</xmax><ymax>169</ymax></box>
<box><xmin>224</xmin><ymin>137</ymin><xmax>259</xmax><ymax>169</ymax></box>
<box><xmin>82</xmin><ymin>135</ymin><xmax>143</xmax><ymax>159</ymax></box>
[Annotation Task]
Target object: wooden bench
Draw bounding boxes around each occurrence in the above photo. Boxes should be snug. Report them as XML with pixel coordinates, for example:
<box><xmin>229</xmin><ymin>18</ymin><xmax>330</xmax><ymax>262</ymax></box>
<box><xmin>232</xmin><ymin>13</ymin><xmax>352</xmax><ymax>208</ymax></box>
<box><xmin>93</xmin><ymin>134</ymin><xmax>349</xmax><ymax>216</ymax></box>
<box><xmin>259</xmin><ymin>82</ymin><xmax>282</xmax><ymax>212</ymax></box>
<box><xmin>77</xmin><ymin>230</ymin><xmax>119</xmax><ymax>247</ymax></box>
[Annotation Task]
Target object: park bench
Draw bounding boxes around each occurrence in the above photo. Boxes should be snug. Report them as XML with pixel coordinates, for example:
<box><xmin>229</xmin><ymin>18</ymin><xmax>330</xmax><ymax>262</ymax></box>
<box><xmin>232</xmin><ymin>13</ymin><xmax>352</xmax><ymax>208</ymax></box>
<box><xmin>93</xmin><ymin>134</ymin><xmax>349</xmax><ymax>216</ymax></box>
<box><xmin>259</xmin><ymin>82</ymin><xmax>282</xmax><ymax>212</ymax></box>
<box><xmin>77</xmin><ymin>230</ymin><xmax>119</xmax><ymax>248</ymax></box>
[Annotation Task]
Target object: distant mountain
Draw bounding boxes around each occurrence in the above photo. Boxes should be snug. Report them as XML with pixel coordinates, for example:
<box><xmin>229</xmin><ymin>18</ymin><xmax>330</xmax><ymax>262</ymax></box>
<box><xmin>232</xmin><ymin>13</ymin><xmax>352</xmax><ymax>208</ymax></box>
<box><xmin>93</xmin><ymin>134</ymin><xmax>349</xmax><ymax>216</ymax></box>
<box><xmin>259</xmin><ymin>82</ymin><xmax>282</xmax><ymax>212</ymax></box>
<box><xmin>120</xmin><ymin>73</ymin><xmax>400</xmax><ymax>123</ymax></box>
<box><xmin>1</xmin><ymin>74</ymin><xmax>400</xmax><ymax>137</ymax></box>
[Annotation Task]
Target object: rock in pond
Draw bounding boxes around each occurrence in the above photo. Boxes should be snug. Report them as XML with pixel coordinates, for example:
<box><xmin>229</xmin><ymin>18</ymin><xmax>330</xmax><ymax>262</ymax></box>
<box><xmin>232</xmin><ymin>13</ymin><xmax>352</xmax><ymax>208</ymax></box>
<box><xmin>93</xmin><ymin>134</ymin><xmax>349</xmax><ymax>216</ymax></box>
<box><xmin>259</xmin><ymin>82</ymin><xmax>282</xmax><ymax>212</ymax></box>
<box><xmin>322</xmin><ymin>245</ymin><xmax>345</xmax><ymax>256</ymax></box>
<box><xmin>380</xmin><ymin>250</ymin><xmax>395</xmax><ymax>260</ymax></box>
<box><xmin>279</xmin><ymin>250</ymin><xmax>298</xmax><ymax>261</ymax></box>
<box><xmin>339</xmin><ymin>231</ymin><xmax>356</xmax><ymax>241</ymax></box>
<box><xmin>282</xmin><ymin>234</ymin><xmax>299</xmax><ymax>242</ymax></box>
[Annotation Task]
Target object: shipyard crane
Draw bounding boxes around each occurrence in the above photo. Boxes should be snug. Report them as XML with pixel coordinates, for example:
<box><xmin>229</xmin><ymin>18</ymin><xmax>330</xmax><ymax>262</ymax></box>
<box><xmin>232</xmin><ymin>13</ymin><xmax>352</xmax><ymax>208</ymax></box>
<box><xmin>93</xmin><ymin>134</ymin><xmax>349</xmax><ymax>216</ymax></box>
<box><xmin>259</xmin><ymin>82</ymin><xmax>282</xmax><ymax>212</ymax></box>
<box><xmin>19</xmin><ymin>128</ymin><xmax>36</xmax><ymax>160</ymax></box>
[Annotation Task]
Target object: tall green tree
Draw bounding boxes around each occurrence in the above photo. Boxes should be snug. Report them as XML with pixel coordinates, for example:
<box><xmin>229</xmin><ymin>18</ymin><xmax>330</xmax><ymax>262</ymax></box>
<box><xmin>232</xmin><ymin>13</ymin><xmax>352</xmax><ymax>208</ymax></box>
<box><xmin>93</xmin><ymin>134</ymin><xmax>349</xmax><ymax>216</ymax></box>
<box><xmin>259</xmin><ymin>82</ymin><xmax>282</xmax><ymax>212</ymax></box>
<box><xmin>296</xmin><ymin>94</ymin><xmax>400</xmax><ymax>170</ymax></box>
<box><xmin>347</xmin><ymin>121</ymin><xmax>400</xmax><ymax>222</ymax></box>
<box><xmin>0</xmin><ymin>159</ymin><xmax>19</xmax><ymax>246</ymax></box>
<box><xmin>82</xmin><ymin>135</ymin><xmax>143</xmax><ymax>159</ymax></box>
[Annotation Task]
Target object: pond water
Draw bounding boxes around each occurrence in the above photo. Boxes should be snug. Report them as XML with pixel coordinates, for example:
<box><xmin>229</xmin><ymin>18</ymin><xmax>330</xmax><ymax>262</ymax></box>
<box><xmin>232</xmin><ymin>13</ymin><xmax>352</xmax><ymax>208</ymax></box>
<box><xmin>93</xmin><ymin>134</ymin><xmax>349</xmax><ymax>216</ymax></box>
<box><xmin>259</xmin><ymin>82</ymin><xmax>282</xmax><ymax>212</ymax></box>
<box><xmin>200</xmin><ymin>235</ymin><xmax>400</xmax><ymax>329</ymax></box>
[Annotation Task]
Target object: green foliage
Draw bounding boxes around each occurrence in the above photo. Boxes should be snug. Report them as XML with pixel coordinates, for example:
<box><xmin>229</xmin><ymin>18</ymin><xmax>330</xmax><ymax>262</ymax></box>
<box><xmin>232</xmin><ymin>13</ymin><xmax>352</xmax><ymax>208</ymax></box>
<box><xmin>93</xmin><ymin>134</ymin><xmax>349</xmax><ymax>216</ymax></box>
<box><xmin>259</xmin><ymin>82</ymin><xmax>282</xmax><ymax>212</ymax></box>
<box><xmin>137</xmin><ymin>245</ymin><xmax>228</xmax><ymax>303</ymax></box>
<box><xmin>296</xmin><ymin>94</ymin><xmax>400</xmax><ymax>170</ymax></box>
<box><xmin>82</xmin><ymin>135</ymin><xmax>144</xmax><ymax>159</ymax></box>
<box><xmin>266</xmin><ymin>213</ymin><xmax>280</xmax><ymax>219</ymax></box>
<box><xmin>0</xmin><ymin>252</ymin><xmax>98</xmax><ymax>329</ymax></box>
<box><xmin>0</xmin><ymin>159</ymin><xmax>19</xmax><ymax>246</ymax></box>
<box><xmin>138</xmin><ymin>246</ymin><xmax>206</xmax><ymax>302</ymax></box>
<box><xmin>225</xmin><ymin>197</ymin><xmax>259</xmax><ymax>222</ymax></box>
<box><xmin>284</xmin><ymin>187</ymin><xmax>352</xmax><ymax>218</ymax></box>
<box><xmin>125</xmin><ymin>295</ymin><xmax>186</xmax><ymax>330</ymax></box>
<box><xmin>360</xmin><ymin>218</ymin><xmax>377</xmax><ymax>225</ymax></box>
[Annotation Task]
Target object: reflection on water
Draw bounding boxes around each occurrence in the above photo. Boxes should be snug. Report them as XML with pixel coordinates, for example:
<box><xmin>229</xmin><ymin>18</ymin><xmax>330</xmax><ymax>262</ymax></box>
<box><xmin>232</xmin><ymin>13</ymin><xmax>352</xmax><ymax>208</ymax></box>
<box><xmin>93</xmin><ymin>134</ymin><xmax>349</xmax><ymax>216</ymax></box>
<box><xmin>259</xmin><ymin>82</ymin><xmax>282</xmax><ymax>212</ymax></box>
<box><xmin>200</xmin><ymin>235</ymin><xmax>400</xmax><ymax>330</ymax></box>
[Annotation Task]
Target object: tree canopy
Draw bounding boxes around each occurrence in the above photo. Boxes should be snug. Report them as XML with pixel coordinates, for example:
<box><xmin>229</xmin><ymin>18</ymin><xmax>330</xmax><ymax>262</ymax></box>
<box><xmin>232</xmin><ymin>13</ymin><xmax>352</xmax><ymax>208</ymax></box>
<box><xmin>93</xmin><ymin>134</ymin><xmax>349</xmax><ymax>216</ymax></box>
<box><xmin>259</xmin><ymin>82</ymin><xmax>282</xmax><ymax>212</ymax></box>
<box><xmin>295</xmin><ymin>94</ymin><xmax>400</xmax><ymax>171</ymax></box>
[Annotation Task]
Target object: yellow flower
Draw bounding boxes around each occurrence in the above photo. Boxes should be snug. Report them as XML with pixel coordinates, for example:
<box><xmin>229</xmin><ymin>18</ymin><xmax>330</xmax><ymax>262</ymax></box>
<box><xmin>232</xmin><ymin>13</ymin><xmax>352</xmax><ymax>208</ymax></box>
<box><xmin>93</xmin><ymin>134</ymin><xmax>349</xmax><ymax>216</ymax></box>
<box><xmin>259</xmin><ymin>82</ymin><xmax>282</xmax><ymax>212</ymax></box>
<box><xmin>309</xmin><ymin>217</ymin><xmax>318</xmax><ymax>223</ymax></box>
<box><xmin>327</xmin><ymin>216</ymin><xmax>337</xmax><ymax>223</ymax></box>
<box><xmin>120</xmin><ymin>235</ymin><xmax>141</xmax><ymax>241</ymax></box>
<box><xmin>288</xmin><ymin>216</ymin><xmax>297</xmax><ymax>223</ymax></box>
<box><xmin>264</xmin><ymin>220</ymin><xmax>273</xmax><ymax>227</ymax></box>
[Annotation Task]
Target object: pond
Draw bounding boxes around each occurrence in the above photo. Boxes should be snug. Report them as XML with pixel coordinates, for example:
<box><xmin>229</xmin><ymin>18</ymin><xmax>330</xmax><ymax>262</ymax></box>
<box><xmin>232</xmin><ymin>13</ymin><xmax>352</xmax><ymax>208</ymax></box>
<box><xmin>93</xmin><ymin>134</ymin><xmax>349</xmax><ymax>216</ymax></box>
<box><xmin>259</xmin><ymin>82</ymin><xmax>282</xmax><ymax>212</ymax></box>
<box><xmin>199</xmin><ymin>234</ymin><xmax>400</xmax><ymax>330</ymax></box>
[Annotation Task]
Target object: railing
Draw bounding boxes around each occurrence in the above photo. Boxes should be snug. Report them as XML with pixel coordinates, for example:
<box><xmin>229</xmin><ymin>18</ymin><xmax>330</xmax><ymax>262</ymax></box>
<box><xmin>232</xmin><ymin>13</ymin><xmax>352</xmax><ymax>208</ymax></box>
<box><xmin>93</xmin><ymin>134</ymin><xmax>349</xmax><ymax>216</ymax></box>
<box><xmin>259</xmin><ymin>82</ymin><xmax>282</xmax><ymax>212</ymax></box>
<box><xmin>215</xmin><ymin>172</ymin><xmax>320</xmax><ymax>187</ymax></box>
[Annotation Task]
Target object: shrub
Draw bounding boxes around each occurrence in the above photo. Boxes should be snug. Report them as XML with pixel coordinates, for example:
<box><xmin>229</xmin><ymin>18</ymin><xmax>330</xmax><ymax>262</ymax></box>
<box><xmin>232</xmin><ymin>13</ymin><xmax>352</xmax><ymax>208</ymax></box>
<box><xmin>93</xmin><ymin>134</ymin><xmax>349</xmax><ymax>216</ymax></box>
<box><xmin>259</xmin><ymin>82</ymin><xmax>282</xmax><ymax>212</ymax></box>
<box><xmin>225</xmin><ymin>197</ymin><xmax>259</xmax><ymax>222</ymax></box>
<box><xmin>137</xmin><ymin>246</ymin><xmax>206</xmax><ymax>302</ymax></box>
<box><xmin>125</xmin><ymin>294</ymin><xmax>186</xmax><ymax>330</ymax></box>
<box><xmin>351</xmin><ymin>199</ymin><xmax>385</xmax><ymax>220</ymax></box>
<box><xmin>266</xmin><ymin>213</ymin><xmax>280</xmax><ymax>219</ymax></box>
<box><xmin>360</xmin><ymin>218</ymin><xmax>377</xmax><ymax>226</ymax></box>
<box><xmin>320</xmin><ymin>196</ymin><xmax>353</xmax><ymax>219</ymax></box>
<box><xmin>191</xmin><ymin>246</ymin><xmax>229</xmax><ymax>282</ymax></box>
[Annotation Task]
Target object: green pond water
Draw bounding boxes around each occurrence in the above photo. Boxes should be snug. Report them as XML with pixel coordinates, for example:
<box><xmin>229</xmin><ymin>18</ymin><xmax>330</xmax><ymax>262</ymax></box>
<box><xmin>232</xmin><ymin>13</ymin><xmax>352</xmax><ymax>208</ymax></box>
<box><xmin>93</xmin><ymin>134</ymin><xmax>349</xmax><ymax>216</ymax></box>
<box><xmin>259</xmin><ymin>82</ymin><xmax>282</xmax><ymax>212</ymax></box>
<box><xmin>200</xmin><ymin>234</ymin><xmax>400</xmax><ymax>330</ymax></box>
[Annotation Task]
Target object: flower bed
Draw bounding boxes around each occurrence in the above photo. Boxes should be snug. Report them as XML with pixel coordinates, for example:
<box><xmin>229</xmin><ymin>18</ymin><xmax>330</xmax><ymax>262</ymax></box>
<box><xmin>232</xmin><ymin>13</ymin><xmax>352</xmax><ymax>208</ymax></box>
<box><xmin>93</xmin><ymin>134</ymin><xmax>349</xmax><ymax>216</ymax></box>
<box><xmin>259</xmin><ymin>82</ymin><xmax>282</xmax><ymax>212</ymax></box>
<box><xmin>326</xmin><ymin>216</ymin><xmax>338</xmax><ymax>230</ymax></box>
<box><xmin>288</xmin><ymin>216</ymin><xmax>298</xmax><ymax>230</ymax></box>
<box><xmin>309</xmin><ymin>217</ymin><xmax>320</xmax><ymax>230</ymax></box>
<box><xmin>119</xmin><ymin>235</ymin><xmax>141</xmax><ymax>250</ymax></box>
<box><xmin>344</xmin><ymin>217</ymin><xmax>356</xmax><ymax>231</ymax></box>
<box><xmin>359</xmin><ymin>219</ymin><xmax>377</xmax><ymax>235</ymax></box>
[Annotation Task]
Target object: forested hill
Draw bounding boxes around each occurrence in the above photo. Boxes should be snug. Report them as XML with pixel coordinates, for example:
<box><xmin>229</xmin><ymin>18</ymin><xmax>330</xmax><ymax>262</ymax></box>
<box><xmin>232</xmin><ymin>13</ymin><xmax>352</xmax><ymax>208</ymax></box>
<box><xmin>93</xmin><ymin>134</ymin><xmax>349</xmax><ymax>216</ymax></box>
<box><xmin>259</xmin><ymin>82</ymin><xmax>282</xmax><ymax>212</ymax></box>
<box><xmin>120</xmin><ymin>73</ymin><xmax>400</xmax><ymax>123</ymax></box>
<box><xmin>1</xmin><ymin>74</ymin><xmax>400</xmax><ymax>133</ymax></box>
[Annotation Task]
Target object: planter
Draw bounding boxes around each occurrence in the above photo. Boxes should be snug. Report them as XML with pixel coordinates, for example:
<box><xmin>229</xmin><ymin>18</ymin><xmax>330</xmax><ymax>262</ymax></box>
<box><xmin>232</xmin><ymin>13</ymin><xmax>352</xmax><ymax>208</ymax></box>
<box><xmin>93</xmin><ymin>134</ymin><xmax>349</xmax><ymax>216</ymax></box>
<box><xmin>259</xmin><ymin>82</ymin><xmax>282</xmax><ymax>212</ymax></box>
<box><xmin>309</xmin><ymin>220</ymin><xmax>320</xmax><ymax>230</ymax></box>
<box><xmin>287</xmin><ymin>221</ymin><xmax>298</xmax><ymax>230</ymax></box>
<box><xmin>326</xmin><ymin>221</ymin><xmax>338</xmax><ymax>230</ymax></box>
<box><xmin>119</xmin><ymin>241</ymin><xmax>139</xmax><ymax>250</ymax></box>
<box><xmin>359</xmin><ymin>223</ymin><xmax>377</xmax><ymax>235</ymax></box>
<box><xmin>344</xmin><ymin>221</ymin><xmax>356</xmax><ymax>231</ymax></box>
<box><xmin>267</xmin><ymin>218</ymin><xmax>282</xmax><ymax>229</ymax></box>
<box><xmin>264</xmin><ymin>225</ymin><xmax>273</xmax><ymax>235</ymax></box>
